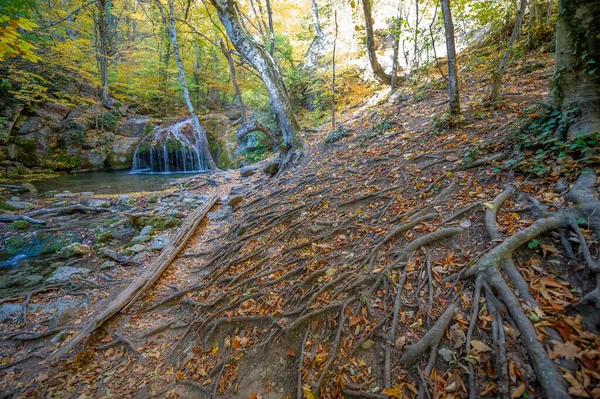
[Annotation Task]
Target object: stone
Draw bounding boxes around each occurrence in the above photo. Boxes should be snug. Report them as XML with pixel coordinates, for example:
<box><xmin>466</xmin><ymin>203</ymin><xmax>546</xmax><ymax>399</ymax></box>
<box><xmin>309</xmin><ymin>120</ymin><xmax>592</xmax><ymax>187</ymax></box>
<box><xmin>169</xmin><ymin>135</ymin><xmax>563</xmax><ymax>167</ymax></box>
<box><xmin>109</xmin><ymin>136</ymin><xmax>143</xmax><ymax>170</ymax></box>
<box><xmin>5</xmin><ymin>201</ymin><xmax>32</xmax><ymax>210</ymax></box>
<box><xmin>80</xmin><ymin>150</ymin><xmax>106</xmax><ymax>169</ymax></box>
<box><xmin>10</xmin><ymin>196</ymin><xmax>21</xmax><ymax>201</ymax></box>
<box><xmin>58</xmin><ymin>242</ymin><xmax>91</xmax><ymax>258</ymax></box>
<box><xmin>20</xmin><ymin>182</ymin><xmax>37</xmax><ymax>193</ymax></box>
<box><xmin>87</xmin><ymin>199</ymin><xmax>109</xmax><ymax>208</ymax></box>
<box><xmin>240</xmin><ymin>165</ymin><xmax>258</xmax><ymax>177</ymax></box>
<box><xmin>166</xmin><ymin>209</ymin><xmax>183</xmax><ymax>218</ymax></box>
<box><xmin>80</xmin><ymin>192</ymin><xmax>94</xmax><ymax>196</ymax></box>
<box><xmin>0</xmin><ymin>303</ymin><xmax>23</xmax><ymax>322</ymax></box>
<box><xmin>147</xmin><ymin>193</ymin><xmax>158</xmax><ymax>203</ymax></box>
<box><xmin>100</xmin><ymin>260</ymin><xmax>117</xmax><ymax>270</ymax></box>
<box><xmin>118</xmin><ymin>115</ymin><xmax>149</xmax><ymax>137</ymax></box>
<box><xmin>25</xmin><ymin>275</ymin><xmax>44</xmax><ymax>285</ymax></box>
<box><xmin>133</xmin><ymin>251</ymin><xmax>149</xmax><ymax>261</ymax></box>
<box><xmin>140</xmin><ymin>225</ymin><xmax>153</xmax><ymax>236</ymax></box>
<box><xmin>47</xmin><ymin>266</ymin><xmax>90</xmax><ymax>283</ymax></box>
<box><xmin>208</xmin><ymin>206</ymin><xmax>232</xmax><ymax>221</ymax></box>
<box><xmin>151</xmin><ymin>235</ymin><xmax>170</xmax><ymax>250</ymax></box>
<box><xmin>263</xmin><ymin>160</ymin><xmax>279</xmax><ymax>176</ymax></box>
<box><xmin>54</xmin><ymin>193</ymin><xmax>76</xmax><ymax>198</ymax></box>
<box><xmin>228</xmin><ymin>195</ymin><xmax>244</xmax><ymax>207</ymax></box>
<box><xmin>48</xmin><ymin>308</ymin><xmax>78</xmax><ymax>330</ymax></box>
<box><xmin>17</xmin><ymin>117</ymin><xmax>45</xmax><ymax>135</ymax></box>
<box><xmin>129</xmin><ymin>244</ymin><xmax>146</xmax><ymax>253</ymax></box>
<box><xmin>132</xmin><ymin>235</ymin><xmax>151</xmax><ymax>243</ymax></box>
<box><xmin>117</xmin><ymin>195</ymin><xmax>133</xmax><ymax>206</ymax></box>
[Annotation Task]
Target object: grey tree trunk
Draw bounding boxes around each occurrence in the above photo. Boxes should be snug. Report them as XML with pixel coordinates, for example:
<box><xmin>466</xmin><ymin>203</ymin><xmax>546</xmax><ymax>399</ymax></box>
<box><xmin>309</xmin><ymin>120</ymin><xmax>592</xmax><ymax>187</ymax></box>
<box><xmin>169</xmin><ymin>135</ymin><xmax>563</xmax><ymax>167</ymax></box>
<box><xmin>331</xmin><ymin>9</ymin><xmax>338</xmax><ymax>129</ymax></box>
<box><xmin>210</xmin><ymin>0</ymin><xmax>304</xmax><ymax>154</ymax></box>
<box><xmin>490</xmin><ymin>0</ymin><xmax>527</xmax><ymax>102</ymax></box>
<box><xmin>310</xmin><ymin>0</ymin><xmax>322</xmax><ymax>36</ymax></box>
<box><xmin>360</xmin><ymin>0</ymin><xmax>393</xmax><ymax>85</ymax></box>
<box><xmin>220</xmin><ymin>39</ymin><xmax>247</xmax><ymax>123</ymax></box>
<box><xmin>158</xmin><ymin>0</ymin><xmax>217</xmax><ymax>170</ymax></box>
<box><xmin>440</xmin><ymin>0</ymin><xmax>460</xmax><ymax>114</ymax></box>
<box><xmin>96</xmin><ymin>0</ymin><xmax>111</xmax><ymax>107</ymax></box>
<box><xmin>547</xmin><ymin>0</ymin><xmax>600</xmax><ymax>137</ymax></box>
<box><xmin>390</xmin><ymin>2</ymin><xmax>402</xmax><ymax>91</ymax></box>
<box><xmin>264</xmin><ymin>0</ymin><xmax>275</xmax><ymax>56</ymax></box>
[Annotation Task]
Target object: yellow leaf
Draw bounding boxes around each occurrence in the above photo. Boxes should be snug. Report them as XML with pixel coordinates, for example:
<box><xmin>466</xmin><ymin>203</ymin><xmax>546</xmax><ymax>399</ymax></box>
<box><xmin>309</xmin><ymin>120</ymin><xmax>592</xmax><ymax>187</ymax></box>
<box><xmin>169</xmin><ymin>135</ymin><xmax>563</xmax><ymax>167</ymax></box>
<box><xmin>382</xmin><ymin>385</ymin><xmax>403</xmax><ymax>398</ymax></box>
<box><xmin>302</xmin><ymin>385</ymin><xmax>315</xmax><ymax>399</ymax></box>
<box><xmin>483</xmin><ymin>202</ymin><xmax>494</xmax><ymax>210</ymax></box>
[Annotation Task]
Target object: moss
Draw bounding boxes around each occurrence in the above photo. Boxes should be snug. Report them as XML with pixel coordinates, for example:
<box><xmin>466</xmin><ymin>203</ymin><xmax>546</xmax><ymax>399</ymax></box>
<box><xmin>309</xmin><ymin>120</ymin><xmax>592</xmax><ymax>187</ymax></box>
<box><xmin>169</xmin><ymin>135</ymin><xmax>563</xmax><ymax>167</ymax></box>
<box><xmin>5</xmin><ymin>236</ymin><xmax>29</xmax><ymax>255</ymax></box>
<box><xmin>11</xmin><ymin>220</ymin><xmax>30</xmax><ymax>230</ymax></box>
<box><xmin>135</xmin><ymin>216</ymin><xmax>179</xmax><ymax>231</ymax></box>
<box><xmin>40</xmin><ymin>234</ymin><xmax>74</xmax><ymax>255</ymax></box>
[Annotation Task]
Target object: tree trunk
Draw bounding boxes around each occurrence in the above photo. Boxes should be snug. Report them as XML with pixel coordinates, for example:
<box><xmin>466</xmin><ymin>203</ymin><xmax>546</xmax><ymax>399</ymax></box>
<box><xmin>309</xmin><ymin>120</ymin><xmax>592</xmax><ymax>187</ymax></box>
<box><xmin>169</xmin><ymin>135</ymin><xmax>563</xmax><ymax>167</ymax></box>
<box><xmin>390</xmin><ymin>2</ymin><xmax>402</xmax><ymax>91</ymax></box>
<box><xmin>331</xmin><ymin>9</ymin><xmax>338</xmax><ymax>129</ymax></box>
<box><xmin>310</xmin><ymin>0</ymin><xmax>322</xmax><ymax>36</ymax></box>
<box><xmin>158</xmin><ymin>0</ymin><xmax>217</xmax><ymax>170</ymax></box>
<box><xmin>490</xmin><ymin>0</ymin><xmax>527</xmax><ymax>103</ymax></box>
<box><xmin>360</xmin><ymin>0</ymin><xmax>393</xmax><ymax>85</ymax></box>
<box><xmin>547</xmin><ymin>0</ymin><xmax>600</xmax><ymax>137</ymax></box>
<box><xmin>264</xmin><ymin>0</ymin><xmax>275</xmax><ymax>56</ymax></box>
<box><xmin>220</xmin><ymin>39</ymin><xmax>247</xmax><ymax>123</ymax></box>
<box><xmin>440</xmin><ymin>0</ymin><xmax>460</xmax><ymax>114</ymax></box>
<box><xmin>96</xmin><ymin>0</ymin><xmax>112</xmax><ymax>108</ymax></box>
<box><xmin>414</xmin><ymin>0</ymin><xmax>419</xmax><ymax>70</ymax></box>
<box><xmin>210</xmin><ymin>0</ymin><xmax>303</xmax><ymax>154</ymax></box>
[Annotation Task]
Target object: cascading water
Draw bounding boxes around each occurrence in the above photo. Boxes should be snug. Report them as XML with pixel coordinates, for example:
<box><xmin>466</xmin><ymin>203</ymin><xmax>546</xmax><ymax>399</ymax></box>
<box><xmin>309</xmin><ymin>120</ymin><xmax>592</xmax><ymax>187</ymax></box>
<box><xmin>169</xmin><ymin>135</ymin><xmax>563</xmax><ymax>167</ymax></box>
<box><xmin>131</xmin><ymin>118</ymin><xmax>212</xmax><ymax>173</ymax></box>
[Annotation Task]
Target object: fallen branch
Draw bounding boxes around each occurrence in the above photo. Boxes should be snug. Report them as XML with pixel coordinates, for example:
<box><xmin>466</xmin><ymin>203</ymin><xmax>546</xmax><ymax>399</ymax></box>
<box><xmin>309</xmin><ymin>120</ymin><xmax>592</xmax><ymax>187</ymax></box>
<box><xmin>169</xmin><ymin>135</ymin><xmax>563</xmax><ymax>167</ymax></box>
<box><xmin>48</xmin><ymin>194</ymin><xmax>218</xmax><ymax>360</ymax></box>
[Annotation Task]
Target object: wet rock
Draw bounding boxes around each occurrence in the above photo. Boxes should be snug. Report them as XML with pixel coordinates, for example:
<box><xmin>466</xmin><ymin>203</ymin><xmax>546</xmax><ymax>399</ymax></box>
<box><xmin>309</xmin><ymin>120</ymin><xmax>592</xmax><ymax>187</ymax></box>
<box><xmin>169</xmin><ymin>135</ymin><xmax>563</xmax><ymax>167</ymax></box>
<box><xmin>47</xmin><ymin>266</ymin><xmax>90</xmax><ymax>283</ymax></box>
<box><xmin>228</xmin><ymin>195</ymin><xmax>244</xmax><ymax>207</ymax></box>
<box><xmin>58</xmin><ymin>242</ymin><xmax>91</xmax><ymax>258</ymax></box>
<box><xmin>129</xmin><ymin>244</ymin><xmax>146</xmax><ymax>253</ymax></box>
<box><xmin>80</xmin><ymin>149</ymin><xmax>107</xmax><ymax>169</ymax></box>
<box><xmin>20</xmin><ymin>182</ymin><xmax>37</xmax><ymax>193</ymax></box>
<box><xmin>110</xmin><ymin>136</ymin><xmax>143</xmax><ymax>170</ymax></box>
<box><xmin>240</xmin><ymin>165</ymin><xmax>259</xmax><ymax>177</ymax></box>
<box><xmin>5</xmin><ymin>201</ymin><xmax>33</xmax><ymax>210</ymax></box>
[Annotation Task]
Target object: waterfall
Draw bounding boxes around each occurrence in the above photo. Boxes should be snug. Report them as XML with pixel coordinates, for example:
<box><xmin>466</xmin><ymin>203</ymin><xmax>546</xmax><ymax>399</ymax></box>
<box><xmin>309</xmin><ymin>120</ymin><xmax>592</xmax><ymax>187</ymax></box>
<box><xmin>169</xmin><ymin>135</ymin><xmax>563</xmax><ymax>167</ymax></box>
<box><xmin>131</xmin><ymin>118</ymin><xmax>212</xmax><ymax>173</ymax></box>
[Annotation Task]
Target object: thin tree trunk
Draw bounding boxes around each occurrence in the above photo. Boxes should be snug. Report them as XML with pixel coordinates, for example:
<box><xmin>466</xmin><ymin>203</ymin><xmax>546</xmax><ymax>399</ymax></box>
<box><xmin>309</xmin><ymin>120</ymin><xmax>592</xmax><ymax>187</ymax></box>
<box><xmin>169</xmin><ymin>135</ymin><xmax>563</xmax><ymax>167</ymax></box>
<box><xmin>390</xmin><ymin>2</ymin><xmax>402</xmax><ymax>91</ymax></box>
<box><xmin>414</xmin><ymin>0</ymin><xmax>419</xmax><ymax>71</ymax></box>
<box><xmin>331</xmin><ymin>9</ymin><xmax>338</xmax><ymax>129</ymax></box>
<box><xmin>310</xmin><ymin>0</ymin><xmax>322</xmax><ymax>36</ymax></box>
<box><xmin>429</xmin><ymin>0</ymin><xmax>447</xmax><ymax>81</ymax></box>
<box><xmin>210</xmin><ymin>0</ymin><xmax>303</xmax><ymax>155</ymax></box>
<box><xmin>490</xmin><ymin>0</ymin><xmax>527</xmax><ymax>102</ymax></box>
<box><xmin>96</xmin><ymin>0</ymin><xmax>111</xmax><ymax>107</ymax></box>
<box><xmin>220</xmin><ymin>39</ymin><xmax>247</xmax><ymax>123</ymax></box>
<box><xmin>547</xmin><ymin>0</ymin><xmax>600</xmax><ymax>137</ymax></box>
<box><xmin>360</xmin><ymin>0</ymin><xmax>393</xmax><ymax>85</ymax></box>
<box><xmin>440</xmin><ymin>0</ymin><xmax>460</xmax><ymax>114</ymax></box>
<box><xmin>158</xmin><ymin>0</ymin><xmax>217</xmax><ymax>169</ymax></box>
<box><xmin>264</xmin><ymin>0</ymin><xmax>275</xmax><ymax>56</ymax></box>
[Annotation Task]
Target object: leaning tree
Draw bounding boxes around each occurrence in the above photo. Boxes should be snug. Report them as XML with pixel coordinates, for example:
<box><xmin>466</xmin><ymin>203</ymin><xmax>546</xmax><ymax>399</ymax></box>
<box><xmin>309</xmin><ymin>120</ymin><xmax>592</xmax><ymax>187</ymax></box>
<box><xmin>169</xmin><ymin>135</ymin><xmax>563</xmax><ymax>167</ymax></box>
<box><xmin>209</xmin><ymin>0</ymin><xmax>304</xmax><ymax>170</ymax></box>
<box><xmin>546</xmin><ymin>0</ymin><xmax>600</xmax><ymax>137</ymax></box>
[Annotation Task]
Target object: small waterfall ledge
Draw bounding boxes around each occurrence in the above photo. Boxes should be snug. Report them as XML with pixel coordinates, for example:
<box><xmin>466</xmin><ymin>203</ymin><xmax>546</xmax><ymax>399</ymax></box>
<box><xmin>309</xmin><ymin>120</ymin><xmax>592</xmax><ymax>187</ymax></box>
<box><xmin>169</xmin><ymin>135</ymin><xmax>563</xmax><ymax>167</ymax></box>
<box><xmin>131</xmin><ymin>118</ymin><xmax>212</xmax><ymax>173</ymax></box>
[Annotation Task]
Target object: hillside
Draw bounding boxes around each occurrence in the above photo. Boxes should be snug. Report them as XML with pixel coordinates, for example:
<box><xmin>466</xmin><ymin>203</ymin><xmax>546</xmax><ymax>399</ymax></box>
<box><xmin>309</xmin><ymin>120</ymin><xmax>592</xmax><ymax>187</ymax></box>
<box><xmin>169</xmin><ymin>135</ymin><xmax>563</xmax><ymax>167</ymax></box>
<box><xmin>1</xmin><ymin>43</ymin><xmax>599</xmax><ymax>398</ymax></box>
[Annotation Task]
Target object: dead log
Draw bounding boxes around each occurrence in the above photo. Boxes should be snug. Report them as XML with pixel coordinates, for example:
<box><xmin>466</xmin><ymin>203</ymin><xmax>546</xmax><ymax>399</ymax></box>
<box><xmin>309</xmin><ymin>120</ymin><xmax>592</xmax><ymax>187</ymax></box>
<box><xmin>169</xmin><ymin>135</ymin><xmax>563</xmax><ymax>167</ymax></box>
<box><xmin>0</xmin><ymin>215</ymin><xmax>45</xmax><ymax>224</ymax></box>
<box><xmin>48</xmin><ymin>194</ymin><xmax>218</xmax><ymax>360</ymax></box>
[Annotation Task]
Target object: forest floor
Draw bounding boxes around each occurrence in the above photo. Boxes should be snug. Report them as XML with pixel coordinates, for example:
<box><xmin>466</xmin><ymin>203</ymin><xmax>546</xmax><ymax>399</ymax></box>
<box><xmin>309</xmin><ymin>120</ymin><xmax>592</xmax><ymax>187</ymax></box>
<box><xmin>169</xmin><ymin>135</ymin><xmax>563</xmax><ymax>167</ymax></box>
<box><xmin>1</xmin><ymin>46</ymin><xmax>600</xmax><ymax>399</ymax></box>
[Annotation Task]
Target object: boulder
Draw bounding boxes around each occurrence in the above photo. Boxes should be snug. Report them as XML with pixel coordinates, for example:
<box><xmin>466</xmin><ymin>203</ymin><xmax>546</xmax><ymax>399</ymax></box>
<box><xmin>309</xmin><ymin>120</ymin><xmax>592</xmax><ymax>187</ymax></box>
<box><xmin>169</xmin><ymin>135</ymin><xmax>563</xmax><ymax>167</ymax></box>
<box><xmin>87</xmin><ymin>198</ymin><xmax>109</xmax><ymax>208</ymax></box>
<box><xmin>5</xmin><ymin>201</ymin><xmax>33</xmax><ymax>210</ymax></box>
<box><xmin>100</xmin><ymin>260</ymin><xmax>117</xmax><ymax>270</ymax></box>
<box><xmin>151</xmin><ymin>235</ymin><xmax>170</xmax><ymax>250</ymax></box>
<box><xmin>129</xmin><ymin>244</ymin><xmax>146</xmax><ymax>253</ymax></box>
<box><xmin>109</xmin><ymin>136</ymin><xmax>142</xmax><ymax>170</ymax></box>
<box><xmin>34</xmin><ymin>102</ymin><xmax>71</xmax><ymax>124</ymax></box>
<box><xmin>117</xmin><ymin>195</ymin><xmax>133</xmax><ymax>206</ymax></box>
<box><xmin>240</xmin><ymin>165</ymin><xmax>259</xmax><ymax>177</ymax></box>
<box><xmin>58</xmin><ymin>242</ymin><xmax>91</xmax><ymax>258</ymax></box>
<box><xmin>80</xmin><ymin>149</ymin><xmax>107</xmax><ymax>169</ymax></box>
<box><xmin>20</xmin><ymin>182</ymin><xmax>37</xmax><ymax>193</ymax></box>
<box><xmin>263</xmin><ymin>159</ymin><xmax>279</xmax><ymax>176</ymax></box>
<box><xmin>118</xmin><ymin>115</ymin><xmax>149</xmax><ymax>137</ymax></box>
<box><xmin>17</xmin><ymin>116</ymin><xmax>45</xmax><ymax>135</ymax></box>
<box><xmin>47</xmin><ymin>266</ymin><xmax>89</xmax><ymax>283</ymax></box>
<box><xmin>228</xmin><ymin>195</ymin><xmax>244</xmax><ymax>207</ymax></box>
<box><xmin>208</xmin><ymin>206</ymin><xmax>233</xmax><ymax>221</ymax></box>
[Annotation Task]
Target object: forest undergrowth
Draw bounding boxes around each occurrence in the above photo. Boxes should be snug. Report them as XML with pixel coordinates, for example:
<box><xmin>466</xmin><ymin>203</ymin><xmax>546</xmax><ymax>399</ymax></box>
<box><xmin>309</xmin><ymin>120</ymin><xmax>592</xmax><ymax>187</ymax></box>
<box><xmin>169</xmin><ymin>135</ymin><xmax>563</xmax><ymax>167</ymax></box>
<box><xmin>1</xmin><ymin>47</ymin><xmax>599</xmax><ymax>399</ymax></box>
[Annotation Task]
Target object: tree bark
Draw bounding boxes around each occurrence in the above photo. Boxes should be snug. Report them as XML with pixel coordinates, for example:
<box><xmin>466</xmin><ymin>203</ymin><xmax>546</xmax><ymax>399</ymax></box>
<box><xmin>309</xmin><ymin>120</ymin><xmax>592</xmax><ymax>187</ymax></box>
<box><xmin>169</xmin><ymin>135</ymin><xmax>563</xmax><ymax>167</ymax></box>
<box><xmin>210</xmin><ymin>0</ymin><xmax>303</xmax><ymax>154</ymax></box>
<box><xmin>220</xmin><ymin>39</ymin><xmax>247</xmax><ymax>123</ymax></box>
<box><xmin>440</xmin><ymin>0</ymin><xmax>460</xmax><ymax>114</ymax></box>
<box><xmin>264</xmin><ymin>0</ymin><xmax>275</xmax><ymax>56</ymax></box>
<box><xmin>490</xmin><ymin>0</ymin><xmax>527</xmax><ymax>103</ymax></box>
<box><xmin>96</xmin><ymin>0</ymin><xmax>112</xmax><ymax>108</ymax></box>
<box><xmin>360</xmin><ymin>0</ymin><xmax>393</xmax><ymax>85</ymax></box>
<box><xmin>390</xmin><ymin>2</ymin><xmax>402</xmax><ymax>91</ymax></box>
<box><xmin>158</xmin><ymin>0</ymin><xmax>217</xmax><ymax>169</ymax></box>
<box><xmin>547</xmin><ymin>0</ymin><xmax>600</xmax><ymax>137</ymax></box>
<box><xmin>331</xmin><ymin>9</ymin><xmax>338</xmax><ymax>129</ymax></box>
<box><xmin>310</xmin><ymin>0</ymin><xmax>322</xmax><ymax>36</ymax></box>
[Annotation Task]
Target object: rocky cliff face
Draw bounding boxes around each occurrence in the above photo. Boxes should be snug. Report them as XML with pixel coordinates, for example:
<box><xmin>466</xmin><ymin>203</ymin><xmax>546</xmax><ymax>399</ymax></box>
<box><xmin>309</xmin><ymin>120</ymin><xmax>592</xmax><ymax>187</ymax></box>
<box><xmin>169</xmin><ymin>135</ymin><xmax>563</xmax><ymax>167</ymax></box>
<box><xmin>0</xmin><ymin>101</ymin><xmax>150</xmax><ymax>174</ymax></box>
